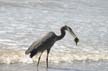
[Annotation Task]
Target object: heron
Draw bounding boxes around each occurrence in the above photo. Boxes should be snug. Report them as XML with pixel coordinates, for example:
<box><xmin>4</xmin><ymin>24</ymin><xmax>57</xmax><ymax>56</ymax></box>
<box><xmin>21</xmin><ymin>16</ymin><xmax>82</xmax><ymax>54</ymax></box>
<box><xmin>25</xmin><ymin>25</ymin><xmax>79</xmax><ymax>69</ymax></box>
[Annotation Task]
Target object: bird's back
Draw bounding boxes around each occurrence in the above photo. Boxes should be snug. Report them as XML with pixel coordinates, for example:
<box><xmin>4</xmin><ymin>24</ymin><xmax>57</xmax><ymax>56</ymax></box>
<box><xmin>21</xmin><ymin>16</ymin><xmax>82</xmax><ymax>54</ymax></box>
<box><xmin>25</xmin><ymin>32</ymin><xmax>57</xmax><ymax>55</ymax></box>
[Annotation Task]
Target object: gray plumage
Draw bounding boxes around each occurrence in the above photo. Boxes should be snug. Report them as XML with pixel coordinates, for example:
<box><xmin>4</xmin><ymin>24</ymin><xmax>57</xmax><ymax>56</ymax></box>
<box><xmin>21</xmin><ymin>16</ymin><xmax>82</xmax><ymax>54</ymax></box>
<box><xmin>25</xmin><ymin>32</ymin><xmax>57</xmax><ymax>57</ymax></box>
<box><xmin>25</xmin><ymin>25</ymin><xmax>79</xmax><ymax>69</ymax></box>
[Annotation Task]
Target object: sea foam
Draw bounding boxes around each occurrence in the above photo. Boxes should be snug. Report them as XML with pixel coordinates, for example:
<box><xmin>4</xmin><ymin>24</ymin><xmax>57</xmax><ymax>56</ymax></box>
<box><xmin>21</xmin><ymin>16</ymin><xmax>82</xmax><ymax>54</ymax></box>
<box><xmin>0</xmin><ymin>48</ymin><xmax>108</xmax><ymax>64</ymax></box>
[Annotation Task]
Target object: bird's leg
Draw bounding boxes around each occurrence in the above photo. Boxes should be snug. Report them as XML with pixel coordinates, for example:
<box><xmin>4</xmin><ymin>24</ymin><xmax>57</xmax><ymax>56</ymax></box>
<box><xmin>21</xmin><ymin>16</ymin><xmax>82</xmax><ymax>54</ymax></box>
<box><xmin>46</xmin><ymin>48</ymin><xmax>50</xmax><ymax>69</ymax></box>
<box><xmin>37</xmin><ymin>52</ymin><xmax>43</xmax><ymax>68</ymax></box>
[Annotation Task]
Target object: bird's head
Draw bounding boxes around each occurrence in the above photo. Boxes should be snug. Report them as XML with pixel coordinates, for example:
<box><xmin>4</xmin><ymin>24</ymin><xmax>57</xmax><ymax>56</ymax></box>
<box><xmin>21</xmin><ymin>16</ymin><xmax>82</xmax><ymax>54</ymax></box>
<box><xmin>63</xmin><ymin>25</ymin><xmax>79</xmax><ymax>45</ymax></box>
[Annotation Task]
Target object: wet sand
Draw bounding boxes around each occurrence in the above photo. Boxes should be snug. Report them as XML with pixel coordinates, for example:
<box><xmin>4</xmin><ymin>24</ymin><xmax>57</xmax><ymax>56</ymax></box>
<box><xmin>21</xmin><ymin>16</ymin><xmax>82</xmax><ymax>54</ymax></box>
<box><xmin>0</xmin><ymin>61</ymin><xmax>108</xmax><ymax>71</ymax></box>
<box><xmin>0</xmin><ymin>63</ymin><xmax>75</xmax><ymax>71</ymax></box>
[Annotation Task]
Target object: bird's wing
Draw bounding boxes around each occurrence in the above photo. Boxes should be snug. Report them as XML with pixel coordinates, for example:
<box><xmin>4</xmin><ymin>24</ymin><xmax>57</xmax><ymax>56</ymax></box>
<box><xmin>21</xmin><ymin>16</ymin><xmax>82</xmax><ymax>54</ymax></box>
<box><xmin>25</xmin><ymin>32</ymin><xmax>55</xmax><ymax>54</ymax></box>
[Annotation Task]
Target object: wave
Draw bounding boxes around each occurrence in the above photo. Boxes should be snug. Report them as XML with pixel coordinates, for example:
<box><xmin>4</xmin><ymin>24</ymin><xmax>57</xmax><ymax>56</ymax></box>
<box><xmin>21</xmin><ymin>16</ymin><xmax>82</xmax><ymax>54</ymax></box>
<box><xmin>0</xmin><ymin>48</ymin><xmax>108</xmax><ymax>64</ymax></box>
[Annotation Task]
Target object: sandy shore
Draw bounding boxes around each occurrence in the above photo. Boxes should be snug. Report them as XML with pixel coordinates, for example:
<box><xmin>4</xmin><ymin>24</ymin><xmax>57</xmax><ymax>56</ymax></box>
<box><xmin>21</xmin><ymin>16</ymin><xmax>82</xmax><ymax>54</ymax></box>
<box><xmin>0</xmin><ymin>60</ymin><xmax>108</xmax><ymax>71</ymax></box>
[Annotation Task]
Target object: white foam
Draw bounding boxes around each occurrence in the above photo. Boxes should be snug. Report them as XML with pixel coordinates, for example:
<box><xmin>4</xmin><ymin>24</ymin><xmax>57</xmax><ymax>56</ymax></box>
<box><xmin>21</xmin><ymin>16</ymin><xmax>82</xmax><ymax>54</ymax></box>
<box><xmin>0</xmin><ymin>49</ymin><xmax>108</xmax><ymax>64</ymax></box>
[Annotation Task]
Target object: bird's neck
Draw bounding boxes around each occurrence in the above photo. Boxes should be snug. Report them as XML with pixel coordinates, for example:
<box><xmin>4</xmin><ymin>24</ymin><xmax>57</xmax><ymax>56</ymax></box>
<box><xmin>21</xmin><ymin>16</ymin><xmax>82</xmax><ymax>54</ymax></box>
<box><xmin>56</xmin><ymin>28</ymin><xmax>66</xmax><ymax>40</ymax></box>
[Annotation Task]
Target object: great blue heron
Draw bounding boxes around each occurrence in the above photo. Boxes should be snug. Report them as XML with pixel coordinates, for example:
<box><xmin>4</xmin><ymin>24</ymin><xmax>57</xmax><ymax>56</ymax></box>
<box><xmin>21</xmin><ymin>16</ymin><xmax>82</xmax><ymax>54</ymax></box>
<box><xmin>25</xmin><ymin>25</ymin><xmax>79</xmax><ymax>69</ymax></box>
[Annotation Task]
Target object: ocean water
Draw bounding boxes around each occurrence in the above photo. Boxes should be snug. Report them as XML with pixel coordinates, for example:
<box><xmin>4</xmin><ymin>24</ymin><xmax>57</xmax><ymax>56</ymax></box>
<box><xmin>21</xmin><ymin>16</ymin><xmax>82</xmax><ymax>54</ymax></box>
<box><xmin>0</xmin><ymin>61</ymin><xmax>108</xmax><ymax>71</ymax></box>
<box><xmin>0</xmin><ymin>0</ymin><xmax>108</xmax><ymax>71</ymax></box>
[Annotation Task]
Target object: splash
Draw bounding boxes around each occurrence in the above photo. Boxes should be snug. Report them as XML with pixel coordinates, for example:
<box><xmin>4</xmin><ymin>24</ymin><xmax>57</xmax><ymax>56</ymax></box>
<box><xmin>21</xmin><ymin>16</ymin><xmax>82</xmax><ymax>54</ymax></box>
<box><xmin>0</xmin><ymin>48</ymin><xmax>108</xmax><ymax>64</ymax></box>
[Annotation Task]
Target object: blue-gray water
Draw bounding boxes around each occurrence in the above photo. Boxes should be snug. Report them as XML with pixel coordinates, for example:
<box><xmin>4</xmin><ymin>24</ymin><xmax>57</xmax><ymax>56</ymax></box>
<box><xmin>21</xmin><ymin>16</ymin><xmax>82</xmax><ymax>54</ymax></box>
<box><xmin>0</xmin><ymin>61</ymin><xmax>108</xmax><ymax>71</ymax></box>
<box><xmin>0</xmin><ymin>0</ymin><xmax>108</xmax><ymax>71</ymax></box>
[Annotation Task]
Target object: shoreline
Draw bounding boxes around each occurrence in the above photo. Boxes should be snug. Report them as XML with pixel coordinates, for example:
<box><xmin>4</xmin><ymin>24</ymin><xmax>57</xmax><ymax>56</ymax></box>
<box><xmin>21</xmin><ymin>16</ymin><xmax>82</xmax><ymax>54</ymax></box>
<box><xmin>0</xmin><ymin>60</ymin><xmax>108</xmax><ymax>71</ymax></box>
<box><xmin>0</xmin><ymin>48</ymin><xmax>108</xmax><ymax>64</ymax></box>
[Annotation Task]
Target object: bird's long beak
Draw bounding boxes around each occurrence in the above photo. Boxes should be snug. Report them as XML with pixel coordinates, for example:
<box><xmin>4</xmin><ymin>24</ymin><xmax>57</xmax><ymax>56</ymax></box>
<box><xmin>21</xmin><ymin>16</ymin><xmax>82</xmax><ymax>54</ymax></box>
<box><xmin>66</xmin><ymin>27</ymin><xmax>79</xmax><ymax>45</ymax></box>
<box><xmin>66</xmin><ymin>27</ymin><xmax>77</xmax><ymax>38</ymax></box>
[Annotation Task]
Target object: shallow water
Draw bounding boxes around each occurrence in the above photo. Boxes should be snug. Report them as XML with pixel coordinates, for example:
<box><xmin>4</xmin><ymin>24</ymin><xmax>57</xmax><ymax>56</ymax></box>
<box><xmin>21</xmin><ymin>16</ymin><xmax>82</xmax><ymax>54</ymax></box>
<box><xmin>0</xmin><ymin>0</ymin><xmax>108</xmax><ymax>51</ymax></box>
<box><xmin>0</xmin><ymin>61</ymin><xmax>108</xmax><ymax>71</ymax></box>
<box><xmin>0</xmin><ymin>0</ymin><xmax>108</xmax><ymax>71</ymax></box>
<box><xmin>0</xmin><ymin>49</ymin><xmax>108</xmax><ymax>64</ymax></box>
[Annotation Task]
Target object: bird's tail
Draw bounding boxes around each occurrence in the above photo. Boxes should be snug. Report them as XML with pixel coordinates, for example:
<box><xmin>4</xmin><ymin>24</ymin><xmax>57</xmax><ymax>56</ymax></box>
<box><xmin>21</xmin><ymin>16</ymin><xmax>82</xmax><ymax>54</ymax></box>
<box><xmin>25</xmin><ymin>50</ymin><xmax>29</xmax><ymax>54</ymax></box>
<box><xmin>25</xmin><ymin>47</ymin><xmax>33</xmax><ymax>54</ymax></box>
<box><xmin>30</xmin><ymin>49</ymin><xmax>38</xmax><ymax>58</ymax></box>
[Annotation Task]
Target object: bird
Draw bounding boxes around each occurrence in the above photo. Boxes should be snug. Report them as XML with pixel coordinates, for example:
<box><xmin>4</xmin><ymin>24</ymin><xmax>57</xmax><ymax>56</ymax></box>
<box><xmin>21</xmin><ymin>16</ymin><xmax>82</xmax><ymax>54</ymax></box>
<box><xmin>25</xmin><ymin>25</ymin><xmax>79</xmax><ymax>69</ymax></box>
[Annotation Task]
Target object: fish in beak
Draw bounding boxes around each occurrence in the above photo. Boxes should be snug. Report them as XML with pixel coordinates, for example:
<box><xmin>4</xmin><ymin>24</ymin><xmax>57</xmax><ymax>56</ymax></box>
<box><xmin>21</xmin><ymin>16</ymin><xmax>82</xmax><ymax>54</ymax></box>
<box><xmin>74</xmin><ymin>37</ymin><xmax>79</xmax><ymax>45</ymax></box>
<box><xmin>66</xmin><ymin>26</ymin><xmax>79</xmax><ymax>45</ymax></box>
